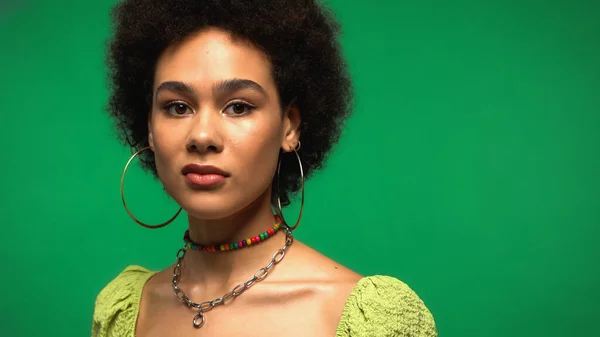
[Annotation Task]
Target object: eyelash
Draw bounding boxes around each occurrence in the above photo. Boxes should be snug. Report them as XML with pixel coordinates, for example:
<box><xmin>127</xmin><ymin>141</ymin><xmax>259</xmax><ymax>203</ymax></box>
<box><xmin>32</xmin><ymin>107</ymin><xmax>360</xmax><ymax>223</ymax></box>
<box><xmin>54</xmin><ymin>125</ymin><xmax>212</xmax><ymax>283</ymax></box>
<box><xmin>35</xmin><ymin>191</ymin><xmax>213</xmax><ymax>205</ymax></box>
<box><xmin>224</xmin><ymin>100</ymin><xmax>256</xmax><ymax>116</ymax></box>
<box><xmin>162</xmin><ymin>101</ymin><xmax>191</xmax><ymax>116</ymax></box>
<box><xmin>161</xmin><ymin>100</ymin><xmax>256</xmax><ymax>117</ymax></box>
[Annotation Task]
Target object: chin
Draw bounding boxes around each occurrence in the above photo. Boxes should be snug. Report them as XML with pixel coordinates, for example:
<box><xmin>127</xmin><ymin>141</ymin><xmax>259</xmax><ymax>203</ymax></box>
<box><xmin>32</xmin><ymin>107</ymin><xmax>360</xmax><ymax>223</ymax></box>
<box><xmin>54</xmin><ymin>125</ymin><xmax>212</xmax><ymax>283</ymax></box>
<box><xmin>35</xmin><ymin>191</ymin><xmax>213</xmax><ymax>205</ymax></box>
<box><xmin>173</xmin><ymin>194</ymin><xmax>237</xmax><ymax>220</ymax></box>
<box><xmin>184</xmin><ymin>205</ymin><xmax>239</xmax><ymax>220</ymax></box>
<box><xmin>160</xmin><ymin>175</ymin><xmax>272</xmax><ymax>220</ymax></box>
<box><xmin>176</xmin><ymin>188</ymin><xmax>270</xmax><ymax>220</ymax></box>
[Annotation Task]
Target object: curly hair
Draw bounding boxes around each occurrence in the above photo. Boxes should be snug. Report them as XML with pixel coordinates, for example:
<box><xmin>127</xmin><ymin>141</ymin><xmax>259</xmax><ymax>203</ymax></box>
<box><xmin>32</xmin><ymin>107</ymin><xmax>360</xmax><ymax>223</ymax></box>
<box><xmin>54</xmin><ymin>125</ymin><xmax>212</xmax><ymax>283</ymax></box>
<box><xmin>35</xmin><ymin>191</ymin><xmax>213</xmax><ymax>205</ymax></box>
<box><xmin>106</xmin><ymin>0</ymin><xmax>353</xmax><ymax>206</ymax></box>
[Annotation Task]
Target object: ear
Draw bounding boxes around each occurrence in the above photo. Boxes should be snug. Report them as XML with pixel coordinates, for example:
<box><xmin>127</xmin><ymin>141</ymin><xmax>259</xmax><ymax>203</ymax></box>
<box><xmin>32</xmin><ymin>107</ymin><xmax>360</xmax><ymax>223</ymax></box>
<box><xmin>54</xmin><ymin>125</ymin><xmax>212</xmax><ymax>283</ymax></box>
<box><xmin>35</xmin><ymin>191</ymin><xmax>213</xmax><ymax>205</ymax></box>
<box><xmin>281</xmin><ymin>103</ymin><xmax>301</xmax><ymax>152</ymax></box>
<box><xmin>147</xmin><ymin>113</ymin><xmax>155</xmax><ymax>150</ymax></box>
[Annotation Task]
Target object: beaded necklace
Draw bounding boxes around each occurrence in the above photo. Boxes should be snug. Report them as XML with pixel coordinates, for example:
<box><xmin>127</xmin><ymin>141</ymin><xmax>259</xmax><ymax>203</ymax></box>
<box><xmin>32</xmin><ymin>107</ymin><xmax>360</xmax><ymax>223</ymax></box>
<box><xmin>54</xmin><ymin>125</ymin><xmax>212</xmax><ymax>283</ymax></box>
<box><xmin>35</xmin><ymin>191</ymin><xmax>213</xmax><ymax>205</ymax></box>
<box><xmin>183</xmin><ymin>217</ymin><xmax>283</xmax><ymax>252</ymax></box>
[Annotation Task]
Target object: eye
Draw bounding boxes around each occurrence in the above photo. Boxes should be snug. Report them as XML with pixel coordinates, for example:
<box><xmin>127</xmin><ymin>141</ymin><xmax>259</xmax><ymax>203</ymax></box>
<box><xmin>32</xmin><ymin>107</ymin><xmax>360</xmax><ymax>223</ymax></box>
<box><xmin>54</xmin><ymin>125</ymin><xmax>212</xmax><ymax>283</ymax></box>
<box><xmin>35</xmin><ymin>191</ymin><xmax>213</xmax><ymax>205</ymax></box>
<box><xmin>164</xmin><ymin>102</ymin><xmax>192</xmax><ymax>116</ymax></box>
<box><xmin>224</xmin><ymin>101</ymin><xmax>255</xmax><ymax>116</ymax></box>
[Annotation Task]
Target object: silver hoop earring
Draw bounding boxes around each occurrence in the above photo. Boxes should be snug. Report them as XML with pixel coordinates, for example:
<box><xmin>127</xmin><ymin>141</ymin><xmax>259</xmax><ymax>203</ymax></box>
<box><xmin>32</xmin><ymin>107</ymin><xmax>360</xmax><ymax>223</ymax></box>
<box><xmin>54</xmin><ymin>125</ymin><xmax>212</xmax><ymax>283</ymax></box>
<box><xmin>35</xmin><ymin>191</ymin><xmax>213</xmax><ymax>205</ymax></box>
<box><xmin>275</xmin><ymin>141</ymin><xmax>304</xmax><ymax>230</ymax></box>
<box><xmin>120</xmin><ymin>146</ymin><xmax>182</xmax><ymax>229</ymax></box>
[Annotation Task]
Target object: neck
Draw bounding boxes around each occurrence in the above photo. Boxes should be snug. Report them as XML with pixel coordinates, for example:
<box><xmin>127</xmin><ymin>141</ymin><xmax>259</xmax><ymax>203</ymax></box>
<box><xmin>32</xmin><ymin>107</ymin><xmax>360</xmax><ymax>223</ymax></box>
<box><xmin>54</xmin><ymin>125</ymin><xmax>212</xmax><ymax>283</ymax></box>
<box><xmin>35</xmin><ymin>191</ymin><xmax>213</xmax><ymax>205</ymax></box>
<box><xmin>180</xmin><ymin>189</ymin><xmax>288</xmax><ymax>289</ymax></box>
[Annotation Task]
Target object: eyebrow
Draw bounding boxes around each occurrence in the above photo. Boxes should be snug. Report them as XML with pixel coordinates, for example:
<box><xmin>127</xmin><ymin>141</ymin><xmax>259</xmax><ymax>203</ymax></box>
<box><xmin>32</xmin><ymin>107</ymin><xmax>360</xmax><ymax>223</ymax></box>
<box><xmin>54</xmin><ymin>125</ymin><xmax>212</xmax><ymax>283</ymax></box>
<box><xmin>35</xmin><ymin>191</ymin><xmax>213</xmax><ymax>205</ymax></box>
<box><xmin>212</xmin><ymin>78</ymin><xmax>268</xmax><ymax>98</ymax></box>
<box><xmin>154</xmin><ymin>78</ymin><xmax>268</xmax><ymax>99</ymax></box>
<box><xmin>154</xmin><ymin>81</ymin><xmax>196</xmax><ymax>97</ymax></box>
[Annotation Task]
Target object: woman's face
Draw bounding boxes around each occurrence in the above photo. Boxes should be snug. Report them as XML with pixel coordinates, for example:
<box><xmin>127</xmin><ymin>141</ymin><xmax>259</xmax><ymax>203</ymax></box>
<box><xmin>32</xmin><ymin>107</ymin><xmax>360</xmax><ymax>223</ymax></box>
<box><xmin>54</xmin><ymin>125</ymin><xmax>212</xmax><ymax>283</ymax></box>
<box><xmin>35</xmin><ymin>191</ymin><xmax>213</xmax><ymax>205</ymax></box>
<box><xmin>148</xmin><ymin>28</ymin><xmax>300</xmax><ymax>219</ymax></box>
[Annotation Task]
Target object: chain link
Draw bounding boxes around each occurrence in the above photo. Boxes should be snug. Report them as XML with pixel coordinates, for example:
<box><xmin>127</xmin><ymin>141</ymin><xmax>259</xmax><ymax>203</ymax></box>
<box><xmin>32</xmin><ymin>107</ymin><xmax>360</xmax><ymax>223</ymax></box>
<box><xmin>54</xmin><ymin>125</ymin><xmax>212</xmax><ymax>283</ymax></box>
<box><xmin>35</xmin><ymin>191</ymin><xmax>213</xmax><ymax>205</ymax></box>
<box><xmin>172</xmin><ymin>227</ymin><xmax>294</xmax><ymax>328</ymax></box>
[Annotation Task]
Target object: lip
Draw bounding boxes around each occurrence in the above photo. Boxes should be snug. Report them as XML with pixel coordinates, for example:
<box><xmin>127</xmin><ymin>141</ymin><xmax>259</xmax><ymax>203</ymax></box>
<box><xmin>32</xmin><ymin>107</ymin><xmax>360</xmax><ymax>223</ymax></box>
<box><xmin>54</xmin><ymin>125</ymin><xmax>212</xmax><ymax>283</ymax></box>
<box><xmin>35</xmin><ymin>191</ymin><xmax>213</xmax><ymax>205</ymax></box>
<box><xmin>181</xmin><ymin>164</ymin><xmax>230</xmax><ymax>188</ymax></box>
<box><xmin>182</xmin><ymin>164</ymin><xmax>230</xmax><ymax>176</ymax></box>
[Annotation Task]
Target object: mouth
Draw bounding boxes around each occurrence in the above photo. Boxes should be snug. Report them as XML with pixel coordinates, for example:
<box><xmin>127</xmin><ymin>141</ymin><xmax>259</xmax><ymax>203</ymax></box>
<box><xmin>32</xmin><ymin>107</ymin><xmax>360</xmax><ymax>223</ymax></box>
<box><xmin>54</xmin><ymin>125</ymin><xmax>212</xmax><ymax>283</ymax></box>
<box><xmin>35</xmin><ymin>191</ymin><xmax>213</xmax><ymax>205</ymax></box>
<box><xmin>181</xmin><ymin>164</ymin><xmax>230</xmax><ymax>188</ymax></box>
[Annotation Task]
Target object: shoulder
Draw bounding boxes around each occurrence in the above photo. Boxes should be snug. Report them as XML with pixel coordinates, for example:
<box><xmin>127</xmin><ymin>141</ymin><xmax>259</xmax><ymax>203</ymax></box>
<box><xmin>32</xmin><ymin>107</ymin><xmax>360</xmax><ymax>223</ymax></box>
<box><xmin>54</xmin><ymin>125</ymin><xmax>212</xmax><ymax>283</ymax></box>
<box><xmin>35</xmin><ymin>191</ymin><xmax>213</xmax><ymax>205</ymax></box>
<box><xmin>91</xmin><ymin>265</ymin><xmax>155</xmax><ymax>337</ymax></box>
<box><xmin>336</xmin><ymin>275</ymin><xmax>437</xmax><ymax>337</ymax></box>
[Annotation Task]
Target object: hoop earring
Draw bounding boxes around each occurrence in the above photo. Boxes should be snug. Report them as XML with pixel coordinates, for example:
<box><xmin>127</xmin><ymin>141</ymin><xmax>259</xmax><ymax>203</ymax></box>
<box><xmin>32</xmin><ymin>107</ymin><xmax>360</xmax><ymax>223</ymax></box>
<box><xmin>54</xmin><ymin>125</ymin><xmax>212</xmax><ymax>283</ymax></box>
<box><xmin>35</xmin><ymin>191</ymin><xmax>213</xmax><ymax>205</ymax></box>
<box><xmin>275</xmin><ymin>141</ymin><xmax>304</xmax><ymax>230</ymax></box>
<box><xmin>120</xmin><ymin>146</ymin><xmax>182</xmax><ymax>229</ymax></box>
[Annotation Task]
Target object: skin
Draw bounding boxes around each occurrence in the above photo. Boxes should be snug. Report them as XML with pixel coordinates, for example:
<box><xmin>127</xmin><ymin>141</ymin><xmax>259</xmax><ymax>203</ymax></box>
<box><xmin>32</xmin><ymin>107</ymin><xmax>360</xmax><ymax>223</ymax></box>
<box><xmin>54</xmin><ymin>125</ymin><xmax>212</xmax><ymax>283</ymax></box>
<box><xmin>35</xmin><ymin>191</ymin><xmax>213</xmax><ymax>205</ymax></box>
<box><xmin>137</xmin><ymin>27</ymin><xmax>361</xmax><ymax>336</ymax></box>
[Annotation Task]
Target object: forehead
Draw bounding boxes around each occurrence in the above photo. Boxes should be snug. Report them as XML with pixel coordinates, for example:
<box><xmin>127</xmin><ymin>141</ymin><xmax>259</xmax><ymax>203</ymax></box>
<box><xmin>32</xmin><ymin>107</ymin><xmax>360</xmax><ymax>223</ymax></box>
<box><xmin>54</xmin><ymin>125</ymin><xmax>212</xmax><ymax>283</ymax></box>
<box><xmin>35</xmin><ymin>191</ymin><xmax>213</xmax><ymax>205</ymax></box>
<box><xmin>154</xmin><ymin>28</ymin><xmax>275</xmax><ymax>93</ymax></box>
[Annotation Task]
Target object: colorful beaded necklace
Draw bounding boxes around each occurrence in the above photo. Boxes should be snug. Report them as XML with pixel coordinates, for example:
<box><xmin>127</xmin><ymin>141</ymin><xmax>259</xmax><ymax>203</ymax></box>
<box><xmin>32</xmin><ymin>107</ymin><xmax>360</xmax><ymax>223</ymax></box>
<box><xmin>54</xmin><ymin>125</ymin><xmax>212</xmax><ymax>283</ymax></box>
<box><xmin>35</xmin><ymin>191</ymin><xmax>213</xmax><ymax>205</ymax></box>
<box><xmin>183</xmin><ymin>217</ymin><xmax>283</xmax><ymax>252</ymax></box>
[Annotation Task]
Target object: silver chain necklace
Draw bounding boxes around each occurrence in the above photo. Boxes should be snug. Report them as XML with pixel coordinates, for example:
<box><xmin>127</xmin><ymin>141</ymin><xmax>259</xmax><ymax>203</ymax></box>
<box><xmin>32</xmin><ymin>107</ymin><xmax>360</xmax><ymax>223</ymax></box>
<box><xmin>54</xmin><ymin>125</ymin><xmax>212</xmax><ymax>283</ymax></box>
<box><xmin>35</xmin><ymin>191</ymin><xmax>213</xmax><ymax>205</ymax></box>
<box><xmin>171</xmin><ymin>227</ymin><xmax>294</xmax><ymax>328</ymax></box>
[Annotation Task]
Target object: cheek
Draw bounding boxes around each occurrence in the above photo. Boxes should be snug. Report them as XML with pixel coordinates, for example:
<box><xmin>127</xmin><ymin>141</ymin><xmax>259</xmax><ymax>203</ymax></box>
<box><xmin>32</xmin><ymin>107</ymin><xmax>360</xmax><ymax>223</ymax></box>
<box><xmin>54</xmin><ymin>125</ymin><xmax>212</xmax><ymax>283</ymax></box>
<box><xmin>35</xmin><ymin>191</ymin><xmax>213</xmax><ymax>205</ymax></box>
<box><xmin>229</xmin><ymin>121</ymin><xmax>282</xmax><ymax>180</ymax></box>
<box><xmin>242</xmin><ymin>133</ymin><xmax>280</xmax><ymax>162</ymax></box>
<box><xmin>150</xmin><ymin>122</ymin><xmax>185</xmax><ymax>178</ymax></box>
<box><xmin>152</xmin><ymin>117</ymin><xmax>187</xmax><ymax>149</ymax></box>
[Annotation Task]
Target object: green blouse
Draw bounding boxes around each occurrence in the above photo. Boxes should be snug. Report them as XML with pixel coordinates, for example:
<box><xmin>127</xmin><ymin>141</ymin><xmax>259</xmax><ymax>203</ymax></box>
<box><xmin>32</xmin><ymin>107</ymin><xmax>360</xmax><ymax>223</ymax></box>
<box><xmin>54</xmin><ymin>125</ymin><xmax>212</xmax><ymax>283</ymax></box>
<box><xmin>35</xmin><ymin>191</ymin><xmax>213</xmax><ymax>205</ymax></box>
<box><xmin>92</xmin><ymin>266</ymin><xmax>437</xmax><ymax>336</ymax></box>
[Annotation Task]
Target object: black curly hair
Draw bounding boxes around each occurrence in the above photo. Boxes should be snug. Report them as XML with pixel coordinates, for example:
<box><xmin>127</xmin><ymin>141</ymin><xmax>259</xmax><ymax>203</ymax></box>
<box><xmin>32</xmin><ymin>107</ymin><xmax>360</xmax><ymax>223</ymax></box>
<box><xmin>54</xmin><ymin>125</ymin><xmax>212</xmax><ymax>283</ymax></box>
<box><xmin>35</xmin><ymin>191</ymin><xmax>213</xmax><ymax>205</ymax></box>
<box><xmin>106</xmin><ymin>0</ymin><xmax>353</xmax><ymax>206</ymax></box>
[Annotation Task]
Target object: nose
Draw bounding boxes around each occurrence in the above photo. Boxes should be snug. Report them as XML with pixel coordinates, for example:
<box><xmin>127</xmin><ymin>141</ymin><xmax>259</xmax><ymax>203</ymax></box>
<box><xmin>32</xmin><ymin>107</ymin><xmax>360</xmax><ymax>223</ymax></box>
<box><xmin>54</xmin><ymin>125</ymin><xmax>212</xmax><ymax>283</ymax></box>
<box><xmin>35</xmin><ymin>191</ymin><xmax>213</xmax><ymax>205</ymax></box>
<box><xmin>185</xmin><ymin>108</ymin><xmax>224</xmax><ymax>154</ymax></box>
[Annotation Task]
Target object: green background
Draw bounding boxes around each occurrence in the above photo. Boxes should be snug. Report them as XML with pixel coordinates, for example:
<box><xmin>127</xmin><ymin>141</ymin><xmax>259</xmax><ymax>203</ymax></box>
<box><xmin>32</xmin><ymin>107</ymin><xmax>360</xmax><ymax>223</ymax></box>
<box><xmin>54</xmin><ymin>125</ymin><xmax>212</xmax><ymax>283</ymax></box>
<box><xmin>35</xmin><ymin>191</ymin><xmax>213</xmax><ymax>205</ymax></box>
<box><xmin>1</xmin><ymin>0</ymin><xmax>598</xmax><ymax>336</ymax></box>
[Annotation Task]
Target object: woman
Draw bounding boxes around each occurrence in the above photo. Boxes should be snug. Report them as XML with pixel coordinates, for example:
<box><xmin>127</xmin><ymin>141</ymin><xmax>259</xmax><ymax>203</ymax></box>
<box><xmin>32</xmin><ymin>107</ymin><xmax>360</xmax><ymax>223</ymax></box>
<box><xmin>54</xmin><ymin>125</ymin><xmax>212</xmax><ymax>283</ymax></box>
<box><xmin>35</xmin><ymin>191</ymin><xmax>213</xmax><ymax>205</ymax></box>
<box><xmin>92</xmin><ymin>0</ymin><xmax>437</xmax><ymax>336</ymax></box>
